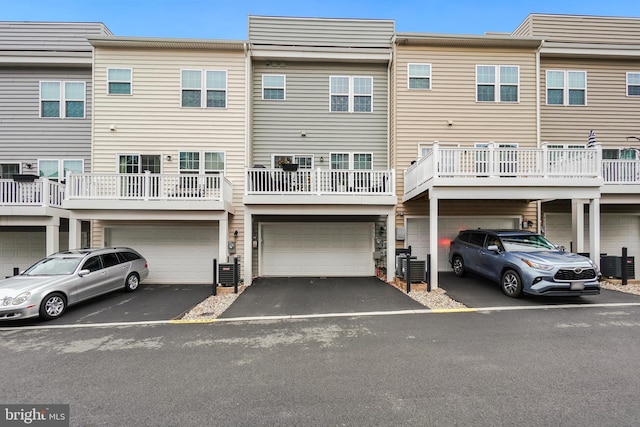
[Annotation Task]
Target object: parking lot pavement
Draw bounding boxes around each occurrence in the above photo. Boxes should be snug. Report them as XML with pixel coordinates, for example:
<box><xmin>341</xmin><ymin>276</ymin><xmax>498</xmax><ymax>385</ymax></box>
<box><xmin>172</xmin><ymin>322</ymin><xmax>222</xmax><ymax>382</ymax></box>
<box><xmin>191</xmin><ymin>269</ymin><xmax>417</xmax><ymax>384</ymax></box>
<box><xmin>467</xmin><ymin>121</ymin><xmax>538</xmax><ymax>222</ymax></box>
<box><xmin>438</xmin><ymin>272</ymin><xmax>640</xmax><ymax>307</ymax></box>
<box><xmin>0</xmin><ymin>284</ymin><xmax>212</xmax><ymax>327</ymax></box>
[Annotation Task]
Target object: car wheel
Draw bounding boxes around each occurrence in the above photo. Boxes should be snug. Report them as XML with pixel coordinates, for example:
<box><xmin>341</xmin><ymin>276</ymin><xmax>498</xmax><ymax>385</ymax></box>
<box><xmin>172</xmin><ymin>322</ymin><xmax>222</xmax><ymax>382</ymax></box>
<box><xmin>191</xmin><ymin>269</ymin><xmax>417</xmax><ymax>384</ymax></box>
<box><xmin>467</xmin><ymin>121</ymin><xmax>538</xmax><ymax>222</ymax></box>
<box><xmin>501</xmin><ymin>269</ymin><xmax>523</xmax><ymax>298</ymax></box>
<box><xmin>452</xmin><ymin>256</ymin><xmax>466</xmax><ymax>277</ymax></box>
<box><xmin>124</xmin><ymin>273</ymin><xmax>140</xmax><ymax>292</ymax></box>
<box><xmin>39</xmin><ymin>292</ymin><xmax>66</xmax><ymax>320</ymax></box>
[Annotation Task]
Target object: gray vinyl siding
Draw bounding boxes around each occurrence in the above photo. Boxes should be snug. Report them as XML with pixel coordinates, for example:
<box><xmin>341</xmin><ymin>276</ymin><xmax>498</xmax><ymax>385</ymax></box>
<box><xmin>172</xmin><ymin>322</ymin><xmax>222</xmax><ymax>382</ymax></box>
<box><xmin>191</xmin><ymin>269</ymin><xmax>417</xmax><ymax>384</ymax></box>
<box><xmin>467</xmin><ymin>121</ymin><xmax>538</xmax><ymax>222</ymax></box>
<box><xmin>0</xmin><ymin>67</ymin><xmax>92</xmax><ymax>171</ymax></box>
<box><xmin>512</xmin><ymin>14</ymin><xmax>640</xmax><ymax>43</ymax></box>
<box><xmin>0</xmin><ymin>21</ymin><xmax>111</xmax><ymax>51</ymax></box>
<box><xmin>249</xmin><ymin>16</ymin><xmax>394</xmax><ymax>48</ymax></box>
<box><xmin>252</xmin><ymin>61</ymin><xmax>389</xmax><ymax>169</ymax></box>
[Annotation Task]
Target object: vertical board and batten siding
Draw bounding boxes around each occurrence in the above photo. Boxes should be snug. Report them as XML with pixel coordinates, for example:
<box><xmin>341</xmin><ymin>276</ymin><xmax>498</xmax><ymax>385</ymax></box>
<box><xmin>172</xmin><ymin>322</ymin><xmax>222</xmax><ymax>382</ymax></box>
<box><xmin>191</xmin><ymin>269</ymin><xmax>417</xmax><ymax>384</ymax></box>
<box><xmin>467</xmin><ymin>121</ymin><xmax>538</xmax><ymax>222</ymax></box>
<box><xmin>0</xmin><ymin>22</ymin><xmax>111</xmax><ymax>51</ymax></box>
<box><xmin>512</xmin><ymin>14</ymin><xmax>640</xmax><ymax>43</ymax></box>
<box><xmin>91</xmin><ymin>47</ymin><xmax>247</xmax><ymax>252</ymax></box>
<box><xmin>251</xmin><ymin>61</ymin><xmax>389</xmax><ymax>169</ymax></box>
<box><xmin>249</xmin><ymin>16</ymin><xmax>394</xmax><ymax>48</ymax></box>
<box><xmin>0</xmin><ymin>67</ymin><xmax>93</xmax><ymax>168</ymax></box>
<box><xmin>539</xmin><ymin>57</ymin><xmax>640</xmax><ymax>147</ymax></box>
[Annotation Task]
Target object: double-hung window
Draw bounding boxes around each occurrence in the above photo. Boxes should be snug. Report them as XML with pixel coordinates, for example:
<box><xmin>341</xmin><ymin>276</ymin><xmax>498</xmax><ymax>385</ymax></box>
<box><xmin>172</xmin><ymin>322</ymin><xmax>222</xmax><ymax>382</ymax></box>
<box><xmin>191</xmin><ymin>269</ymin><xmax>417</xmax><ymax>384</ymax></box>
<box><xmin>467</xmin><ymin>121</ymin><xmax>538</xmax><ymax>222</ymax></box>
<box><xmin>627</xmin><ymin>72</ymin><xmax>640</xmax><ymax>96</ymax></box>
<box><xmin>330</xmin><ymin>152</ymin><xmax>373</xmax><ymax>191</ymax></box>
<box><xmin>107</xmin><ymin>68</ymin><xmax>132</xmax><ymax>95</ymax></box>
<box><xmin>262</xmin><ymin>75</ymin><xmax>286</xmax><ymax>100</ymax></box>
<box><xmin>476</xmin><ymin>65</ymin><xmax>519</xmax><ymax>102</ymax></box>
<box><xmin>272</xmin><ymin>155</ymin><xmax>314</xmax><ymax>169</ymax></box>
<box><xmin>408</xmin><ymin>64</ymin><xmax>431</xmax><ymax>89</ymax></box>
<box><xmin>181</xmin><ymin>70</ymin><xmax>227</xmax><ymax>108</ymax></box>
<box><xmin>179</xmin><ymin>151</ymin><xmax>225</xmax><ymax>174</ymax></box>
<box><xmin>546</xmin><ymin>70</ymin><xmax>586</xmax><ymax>105</ymax></box>
<box><xmin>40</xmin><ymin>81</ymin><xmax>86</xmax><ymax>118</ymax></box>
<box><xmin>0</xmin><ymin>163</ymin><xmax>20</xmax><ymax>179</ymax></box>
<box><xmin>330</xmin><ymin>76</ymin><xmax>373</xmax><ymax>113</ymax></box>
<box><xmin>38</xmin><ymin>159</ymin><xmax>84</xmax><ymax>180</ymax></box>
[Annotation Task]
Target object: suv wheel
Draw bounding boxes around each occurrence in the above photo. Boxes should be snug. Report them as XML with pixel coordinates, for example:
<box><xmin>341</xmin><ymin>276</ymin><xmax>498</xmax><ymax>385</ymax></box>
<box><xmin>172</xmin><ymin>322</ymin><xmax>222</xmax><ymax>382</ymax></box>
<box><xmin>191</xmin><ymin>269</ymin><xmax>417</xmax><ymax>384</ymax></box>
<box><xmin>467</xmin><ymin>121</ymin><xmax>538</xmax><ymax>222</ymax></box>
<box><xmin>452</xmin><ymin>256</ymin><xmax>466</xmax><ymax>277</ymax></box>
<box><xmin>501</xmin><ymin>269</ymin><xmax>523</xmax><ymax>298</ymax></box>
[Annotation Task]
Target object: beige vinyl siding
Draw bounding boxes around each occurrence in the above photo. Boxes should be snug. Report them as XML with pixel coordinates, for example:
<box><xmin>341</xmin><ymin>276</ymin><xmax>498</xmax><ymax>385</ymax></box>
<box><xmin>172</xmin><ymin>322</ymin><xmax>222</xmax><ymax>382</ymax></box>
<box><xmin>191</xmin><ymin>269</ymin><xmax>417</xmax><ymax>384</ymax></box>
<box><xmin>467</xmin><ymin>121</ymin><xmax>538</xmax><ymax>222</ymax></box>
<box><xmin>249</xmin><ymin>16</ymin><xmax>394</xmax><ymax>48</ymax></box>
<box><xmin>512</xmin><ymin>14</ymin><xmax>640</xmax><ymax>43</ymax></box>
<box><xmin>91</xmin><ymin>47</ymin><xmax>247</xmax><ymax>259</ymax></box>
<box><xmin>251</xmin><ymin>61</ymin><xmax>389</xmax><ymax>169</ymax></box>
<box><xmin>540</xmin><ymin>58</ymin><xmax>640</xmax><ymax>147</ymax></box>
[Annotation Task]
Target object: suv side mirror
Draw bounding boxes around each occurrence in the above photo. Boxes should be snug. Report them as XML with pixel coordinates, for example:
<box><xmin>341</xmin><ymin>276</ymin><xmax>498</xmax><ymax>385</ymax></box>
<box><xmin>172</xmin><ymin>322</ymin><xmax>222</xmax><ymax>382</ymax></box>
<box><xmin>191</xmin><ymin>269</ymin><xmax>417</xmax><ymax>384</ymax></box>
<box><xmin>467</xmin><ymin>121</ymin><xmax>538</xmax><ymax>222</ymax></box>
<box><xmin>78</xmin><ymin>269</ymin><xmax>90</xmax><ymax>277</ymax></box>
<box><xmin>487</xmin><ymin>245</ymin><xmax>500</xmax><ymax>253</ymax></box>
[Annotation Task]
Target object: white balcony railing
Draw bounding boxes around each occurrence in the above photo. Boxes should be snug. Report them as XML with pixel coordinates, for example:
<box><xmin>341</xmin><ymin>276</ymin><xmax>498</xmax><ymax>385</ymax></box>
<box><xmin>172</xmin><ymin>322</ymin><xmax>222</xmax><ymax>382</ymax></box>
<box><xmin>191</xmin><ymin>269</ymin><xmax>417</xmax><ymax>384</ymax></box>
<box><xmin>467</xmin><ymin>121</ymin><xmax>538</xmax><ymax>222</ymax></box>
<box><xmin>405</xmin><ymin>144</ymin><xmax>602</xmax><ymax>194</ymax></box>
<box><xmin>65</xmin><ymin>172</ymin><xmax>230</xmax><ymax>201</ymax></box>
<box><xmin>246</xmin><ymin>168</ymin><xmax>395</xmax><ymax>195</ymax></box>
<box><xmin>0</xmin><ymin>178</ymin><xmax>65</xmax><ymax>208</ymax></box>
<box><xmin>602</xmin><ymin>160</ymin><xmax>640</xmax><ymax>184</ymax></box>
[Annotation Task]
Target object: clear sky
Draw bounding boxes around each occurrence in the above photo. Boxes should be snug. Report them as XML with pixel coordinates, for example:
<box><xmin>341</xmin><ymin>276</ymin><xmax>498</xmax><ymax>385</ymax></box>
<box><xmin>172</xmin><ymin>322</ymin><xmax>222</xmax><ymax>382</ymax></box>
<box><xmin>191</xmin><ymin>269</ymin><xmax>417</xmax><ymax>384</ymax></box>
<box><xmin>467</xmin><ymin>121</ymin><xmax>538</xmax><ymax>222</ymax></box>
<box><xmin>2</xmin><ymin>0</ymin><xmax>640</xmax><ymax>39</ymax></box>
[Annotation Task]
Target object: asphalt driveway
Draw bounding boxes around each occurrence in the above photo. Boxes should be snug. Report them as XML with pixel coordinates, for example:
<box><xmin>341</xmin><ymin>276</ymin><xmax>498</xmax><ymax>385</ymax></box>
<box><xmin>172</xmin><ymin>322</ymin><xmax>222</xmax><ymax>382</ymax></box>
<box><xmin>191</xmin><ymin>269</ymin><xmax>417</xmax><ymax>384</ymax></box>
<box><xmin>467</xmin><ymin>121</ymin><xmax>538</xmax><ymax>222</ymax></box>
<box><xmin>0</xmin><ymin>284</ymin><xmax>212</xmax><ymax>327</ymax></box>
<box><xmin>219</xmin><ymin>276</ymin><xmax>425</xmax><ymax>318</ymax></box>
<box><xmin>438</xmin><ymin>271</ymin><xmax>640</xmax><ymax>307</ymax></box>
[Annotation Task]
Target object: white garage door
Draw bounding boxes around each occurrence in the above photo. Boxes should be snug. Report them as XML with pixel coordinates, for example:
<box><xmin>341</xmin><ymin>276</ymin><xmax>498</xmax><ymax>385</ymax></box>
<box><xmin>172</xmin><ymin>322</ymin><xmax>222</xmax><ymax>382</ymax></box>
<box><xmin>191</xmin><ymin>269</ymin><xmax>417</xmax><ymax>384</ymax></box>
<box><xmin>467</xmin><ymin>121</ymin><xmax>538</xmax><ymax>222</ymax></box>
<box><xmin>545</xmin><ymin>213</ymin><xmax>640</xmax><ymax>278</ymax></box>
<box><xmin>260</xmin><ymin>222</ymin><xmax>374</xmax><ymax>277</ymax></box>
<box><xmin>0</xmin><ymin>231</ymin><xmax>69</xmax><ymax>278</ymax></box>
<box><xmin>108</xmin><ymin>225</ymin><xmax>219</xmax><ymax>284</ymax></box>
<box><xmin>406</xmin><ymin>217</ymin><xmax>519</xmax><ymax>271</ymax></box>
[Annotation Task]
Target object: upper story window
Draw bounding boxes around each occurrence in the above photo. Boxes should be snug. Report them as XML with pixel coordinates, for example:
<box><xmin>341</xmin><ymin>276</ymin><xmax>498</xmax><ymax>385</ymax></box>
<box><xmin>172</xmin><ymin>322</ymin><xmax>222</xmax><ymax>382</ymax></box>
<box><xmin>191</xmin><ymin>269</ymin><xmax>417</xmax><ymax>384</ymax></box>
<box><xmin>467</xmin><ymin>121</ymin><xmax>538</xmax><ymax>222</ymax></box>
<box><xmin>330</xmin><ymin>76</ymin><xmax>373</xmax><ymax>113</ymax></box>
<box><xmin>107</xmin><ymin>68</ymin><xmax>132</xmax><ymax>95</ymax></box>
<box><xmin>40</xmin><ymin>81</ymin><xmax>86</xmax><ymax>118</ymax></box>
<box><xmin>546</xmin><ymin>70</ymin><xmax>586</xmax><ymax>106</ymax></box>
<box><xmin>263</xmin><ymin>75</ymin><xmax>286</xmax><ymax>100</ymax></box>
<box><xmin>408</xmin><ymin>64</ymin><xmax>431</xmax><ymax>90</ymax></box>
<box><xmin>38</xmin><ymin>159</ymin><xmax>84</xmax><ymax>180</ymax></box>
<box><xmin>476</xmin><ymin>65</ymin><xmax>519</xmax><ymax>102</ymax></box>
<box><xmin>179</xmin><ymin>151</ymin><xmax>225</xmax><ymax>174</ymax></box>
<box><xmin>627</xmin><ymin>72</ymin><xmax>640</xmax><ymax>96</ymax></box>
<box><xmin>181</xmin><ymin>70</ymin><xmax>227</xmax><ymax>108</ymax></box>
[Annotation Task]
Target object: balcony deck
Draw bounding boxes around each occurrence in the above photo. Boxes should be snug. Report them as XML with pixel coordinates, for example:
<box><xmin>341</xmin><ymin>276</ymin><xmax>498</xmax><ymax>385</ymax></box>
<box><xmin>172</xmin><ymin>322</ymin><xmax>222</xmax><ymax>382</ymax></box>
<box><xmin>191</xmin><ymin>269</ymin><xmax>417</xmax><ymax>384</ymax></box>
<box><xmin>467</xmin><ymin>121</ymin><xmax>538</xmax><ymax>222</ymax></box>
<box><xmin>244</xmin><ymin>168</ymin><xmax>396</xmax><ymax>205</ymax></box>
<box><xmin>403</xmin><ymin>144</ymin><xmax>604</xmax><ymax>201</ymax></box>
<box><xmin>63</xmin><ymin>172</ymin><xmax>234</xmax><ymax>212</ymax></box>
<box><xmin>0</xmin><ymin>178</ymin><xmax>67</xmax><ymax>216</ymax></box>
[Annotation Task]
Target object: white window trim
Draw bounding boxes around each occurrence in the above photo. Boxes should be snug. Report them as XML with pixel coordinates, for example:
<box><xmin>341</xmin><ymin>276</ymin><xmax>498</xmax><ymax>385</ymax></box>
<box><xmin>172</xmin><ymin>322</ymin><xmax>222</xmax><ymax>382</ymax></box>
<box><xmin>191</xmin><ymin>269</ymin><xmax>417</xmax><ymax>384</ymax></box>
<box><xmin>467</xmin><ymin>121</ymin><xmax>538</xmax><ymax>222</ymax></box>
<box><xmin>107</xmin><ymin>68</ymin><xmax>133</xmax><ymax>95</ymax></box>
<box><xmin>546</xmin><ymin>70</ymin><xmax>587</xmax><ymax>106</ymax></box>
<box><xmin>407</xmin><ymin>63</ymin><xmax>432</xmax><ymax>90</ymax></box>
<box><xmin>476</xmin><ymin>65</ymin><xmax>520</xmax><ymax>103</ymax></box>
<box><xmin>262</xmin><ymin>74</ymin><xmax>286</xmax><ymax>101</ymax></box>
<box><xmin>39</xmin><ymin>81</ymin><xmax>86</xmax><ymax>118</ymax></box>
<box><xmin>180</xmin><ymin>69</ymin><xmax>228</xmax><ymax>109</ymax></box>
<box><xmin>329</xmin><ymin>152</ymin><xmax>373</xmax><ymax>169</ymax></box>
<box><xmin>178</xmin><ymin>150</ymin><xmax>227</xmax><ymax>174</ymax></box>
<box><xmin>271</xmin><ymin>154</ymin><xmax>314</xmax><ymax>169</ymax></box>
<box><xmin>329</xmin><ymin>76</ymin><xmax>374</xmax><ymax>113</ymax></box>
<box><xmin>626</xmin><ymin>72</ymin><xmax>640</xmax><ymax>97</ymax></box>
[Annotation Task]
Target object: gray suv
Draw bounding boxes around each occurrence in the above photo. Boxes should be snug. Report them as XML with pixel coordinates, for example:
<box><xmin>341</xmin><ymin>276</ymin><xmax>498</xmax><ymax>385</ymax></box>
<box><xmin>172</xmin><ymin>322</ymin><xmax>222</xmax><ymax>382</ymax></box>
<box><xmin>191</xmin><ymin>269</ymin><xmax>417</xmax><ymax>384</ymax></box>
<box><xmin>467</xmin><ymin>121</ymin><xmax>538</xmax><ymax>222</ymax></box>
<box><xmin>448</xmin><ymin>230</ymin><xmax>600</xmax><ymax>297</ymax></box>
<box><xmin>0</xmin><ymin>247</ymin><xmax>149</xmax><ymax>321</ymax></box>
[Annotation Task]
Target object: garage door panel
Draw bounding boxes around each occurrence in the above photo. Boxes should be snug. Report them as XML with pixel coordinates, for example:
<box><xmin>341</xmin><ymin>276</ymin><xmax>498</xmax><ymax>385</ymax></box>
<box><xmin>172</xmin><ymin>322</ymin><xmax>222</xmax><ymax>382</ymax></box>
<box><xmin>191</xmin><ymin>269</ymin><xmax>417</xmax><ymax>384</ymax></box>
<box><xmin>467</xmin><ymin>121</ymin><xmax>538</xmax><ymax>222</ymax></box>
<box><xmin>0</xmin><ymin>232</ymin><xmax>46</xmax><ymax>277</ymax></box>
<box><xmin>109</xmin><ymin>226</ymin><xmax>218</xmax><ymax>284</ymax></box>
<box><xmin>261</xmin><ymin>222</ymin><xmax>374</xmax><ymax>277</ymax></box>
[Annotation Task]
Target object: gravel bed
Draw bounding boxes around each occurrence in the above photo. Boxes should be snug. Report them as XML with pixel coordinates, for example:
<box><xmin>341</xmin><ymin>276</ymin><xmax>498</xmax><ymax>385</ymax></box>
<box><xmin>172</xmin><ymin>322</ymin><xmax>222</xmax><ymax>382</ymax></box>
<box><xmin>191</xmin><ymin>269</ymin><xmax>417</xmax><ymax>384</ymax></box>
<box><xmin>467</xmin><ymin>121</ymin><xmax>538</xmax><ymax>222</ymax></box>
<box><xmin>600</xmin><ymin>280</ymin><xmax>640</xmax><ymax>296</ymax></box>
<box><xmin>406</xmin><ymin>287</ymin><xmax>468</xmax><ymax>310</ymax></box>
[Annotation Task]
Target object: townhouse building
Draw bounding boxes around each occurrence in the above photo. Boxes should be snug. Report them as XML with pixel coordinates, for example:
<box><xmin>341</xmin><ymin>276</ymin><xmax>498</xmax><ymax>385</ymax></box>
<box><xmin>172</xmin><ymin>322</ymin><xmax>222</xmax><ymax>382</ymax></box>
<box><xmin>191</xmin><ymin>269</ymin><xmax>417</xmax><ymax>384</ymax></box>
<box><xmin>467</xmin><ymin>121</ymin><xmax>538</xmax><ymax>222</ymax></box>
<box><xmin>0</xmin><ymin>22</ymin><xmax>110</xmax><ymax>278</ymax></box>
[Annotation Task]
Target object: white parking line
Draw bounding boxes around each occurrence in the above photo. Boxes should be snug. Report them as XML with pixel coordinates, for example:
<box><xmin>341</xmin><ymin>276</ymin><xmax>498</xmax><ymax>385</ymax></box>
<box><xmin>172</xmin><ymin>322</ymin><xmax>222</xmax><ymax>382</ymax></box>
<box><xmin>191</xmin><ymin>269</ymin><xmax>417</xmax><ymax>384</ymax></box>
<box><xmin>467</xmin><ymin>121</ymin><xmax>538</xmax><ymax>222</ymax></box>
<box><xmin>1</xmin><ymin>302</ymin><xmax>640</xmax><ymax>331</ymax></box>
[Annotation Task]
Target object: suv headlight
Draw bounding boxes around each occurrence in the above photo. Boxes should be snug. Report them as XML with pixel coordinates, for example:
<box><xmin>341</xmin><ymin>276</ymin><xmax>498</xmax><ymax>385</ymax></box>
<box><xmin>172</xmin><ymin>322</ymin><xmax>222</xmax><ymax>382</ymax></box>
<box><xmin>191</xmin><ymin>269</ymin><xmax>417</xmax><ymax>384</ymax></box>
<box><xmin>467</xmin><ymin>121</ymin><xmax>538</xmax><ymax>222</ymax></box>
<box><xmin>12</xmin><ymin>292</ymin><xmax>30</xmax><ymax>305</ymax></box>
<box><xmin>521</xmin><ymin>258</ymin><xmax>554</xmax><ymax>271</ymax></box>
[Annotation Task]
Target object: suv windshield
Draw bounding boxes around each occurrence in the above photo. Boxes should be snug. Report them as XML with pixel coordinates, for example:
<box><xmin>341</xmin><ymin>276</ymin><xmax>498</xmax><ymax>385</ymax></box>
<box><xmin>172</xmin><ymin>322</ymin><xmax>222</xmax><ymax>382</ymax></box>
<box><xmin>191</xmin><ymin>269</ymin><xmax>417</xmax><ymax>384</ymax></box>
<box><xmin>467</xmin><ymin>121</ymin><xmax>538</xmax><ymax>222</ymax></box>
<box><xmin>500</xmin><ymin>234</ymin><xmax>557</xmax><ymax>252</ymax></box>
<box><xmin>23</xmin><ymin>257</ymin><xmax>82</xmax><ymax>276</ymax></box>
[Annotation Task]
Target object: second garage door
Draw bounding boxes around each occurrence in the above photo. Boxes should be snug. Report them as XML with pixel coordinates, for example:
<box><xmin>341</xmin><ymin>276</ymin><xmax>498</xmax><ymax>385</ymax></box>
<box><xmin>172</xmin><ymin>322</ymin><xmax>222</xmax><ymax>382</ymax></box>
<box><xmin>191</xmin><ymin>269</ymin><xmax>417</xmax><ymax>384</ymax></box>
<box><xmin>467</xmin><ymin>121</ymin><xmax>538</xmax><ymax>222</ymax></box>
<box><xmin>108</xmin><ymin>225</ymin><xmax>219</xmax><ymax>284</ymax></box>
<box><xmin>260</xmin><ymin>222</ymin><xmax>374</xmax><ymax>277</ymax></box>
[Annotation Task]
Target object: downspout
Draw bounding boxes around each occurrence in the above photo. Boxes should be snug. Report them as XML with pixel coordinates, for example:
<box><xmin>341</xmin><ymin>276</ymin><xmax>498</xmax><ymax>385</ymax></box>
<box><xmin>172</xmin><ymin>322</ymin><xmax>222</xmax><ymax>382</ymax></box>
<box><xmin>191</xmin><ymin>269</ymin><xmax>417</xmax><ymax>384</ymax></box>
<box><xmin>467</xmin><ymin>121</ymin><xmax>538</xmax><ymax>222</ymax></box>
<box><xmin>387</xmin><ymin>50</ymin><xmax>392</xmax><ymax>170</ymax></box>
<box><xmin>536</xmin><ymin>40</ymin><xmax>543</xmax><ymax>233</ymax></box>
<box><xmin>244</xmin><ymin>42</ymin><xmax>250</xmax><ymax>169</ymax></box>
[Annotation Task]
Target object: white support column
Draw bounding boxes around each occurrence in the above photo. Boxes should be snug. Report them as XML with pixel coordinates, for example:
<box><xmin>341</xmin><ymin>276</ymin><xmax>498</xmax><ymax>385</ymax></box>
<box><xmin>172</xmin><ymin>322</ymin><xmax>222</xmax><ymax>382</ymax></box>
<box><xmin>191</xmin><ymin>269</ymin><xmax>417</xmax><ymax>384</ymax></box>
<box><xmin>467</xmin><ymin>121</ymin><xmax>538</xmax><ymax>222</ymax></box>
<box><xmin>386</xmin><ymin>211</ymin><xmax>395</xmax><ymax>282</ymax></box>
<box><xmin>429</xmin><ymin>197</ymin><xmax>439</xmax><ymax>289</ymax></box>
<box><xmin>589</xmin><ymin>198</ymin><xmax>601</xmax><ymax>269</ymax></box>
<box><xmin>45</xmin><ymin>223</ymin><xmax>59</xmax><ymax>256</ymax></box>
<box><xmin>244</xmin><ymin>209</ymin><xmax>253</xmax><ymax>283</ymax></box>
<box><xmin>68</xmin><ymin>218</ymin><xmax>82</xmax><ymax>250</ymax></box>
<box><xmin>219</xmin><ymin>216</ymin><xmax>229</xmax><ymax>263</ymax></box>
<box><xmin>571</xmin><ymin>199</ymin><xmax>585</xmax><ymax>253</ymax></box>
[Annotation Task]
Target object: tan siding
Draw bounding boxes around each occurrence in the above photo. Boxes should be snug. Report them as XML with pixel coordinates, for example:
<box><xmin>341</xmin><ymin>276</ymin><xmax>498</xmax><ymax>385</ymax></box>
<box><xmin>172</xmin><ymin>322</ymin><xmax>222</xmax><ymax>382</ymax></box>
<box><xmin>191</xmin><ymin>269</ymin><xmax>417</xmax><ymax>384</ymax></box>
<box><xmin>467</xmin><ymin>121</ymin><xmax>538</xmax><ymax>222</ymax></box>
<box><xmin>249</xmin><ymin>16</ymin><xmax>394</xmax><ymax>48</ymax></box>
<box><xmin>0</xmin><ymin>21</ymin><xmax>111</xmax><ymax>51</ymax></box>
<box><xmin>540</xmin><ymin>57</ymin><xmax>640</xmax><ymax>147</ymax></box>
<box><xmin>520</xmin><ymin>14</ymin><xmax>640</xmax><ymax>43</ymax></box>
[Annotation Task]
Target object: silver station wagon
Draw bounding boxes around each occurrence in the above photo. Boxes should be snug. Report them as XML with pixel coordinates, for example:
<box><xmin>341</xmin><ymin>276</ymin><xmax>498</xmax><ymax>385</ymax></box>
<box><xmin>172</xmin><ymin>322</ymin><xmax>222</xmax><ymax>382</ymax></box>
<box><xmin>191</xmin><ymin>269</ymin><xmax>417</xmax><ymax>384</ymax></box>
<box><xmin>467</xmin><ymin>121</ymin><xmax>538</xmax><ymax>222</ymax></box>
<box><xmin>0</xmin><ymin>247</ymin><xmax>149</xmax><ymax>321</ymax></box>
<box><xmin>449</xmin><ymin>230</ymin><xmax>601</xmax><ymax>297</ymax></box>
